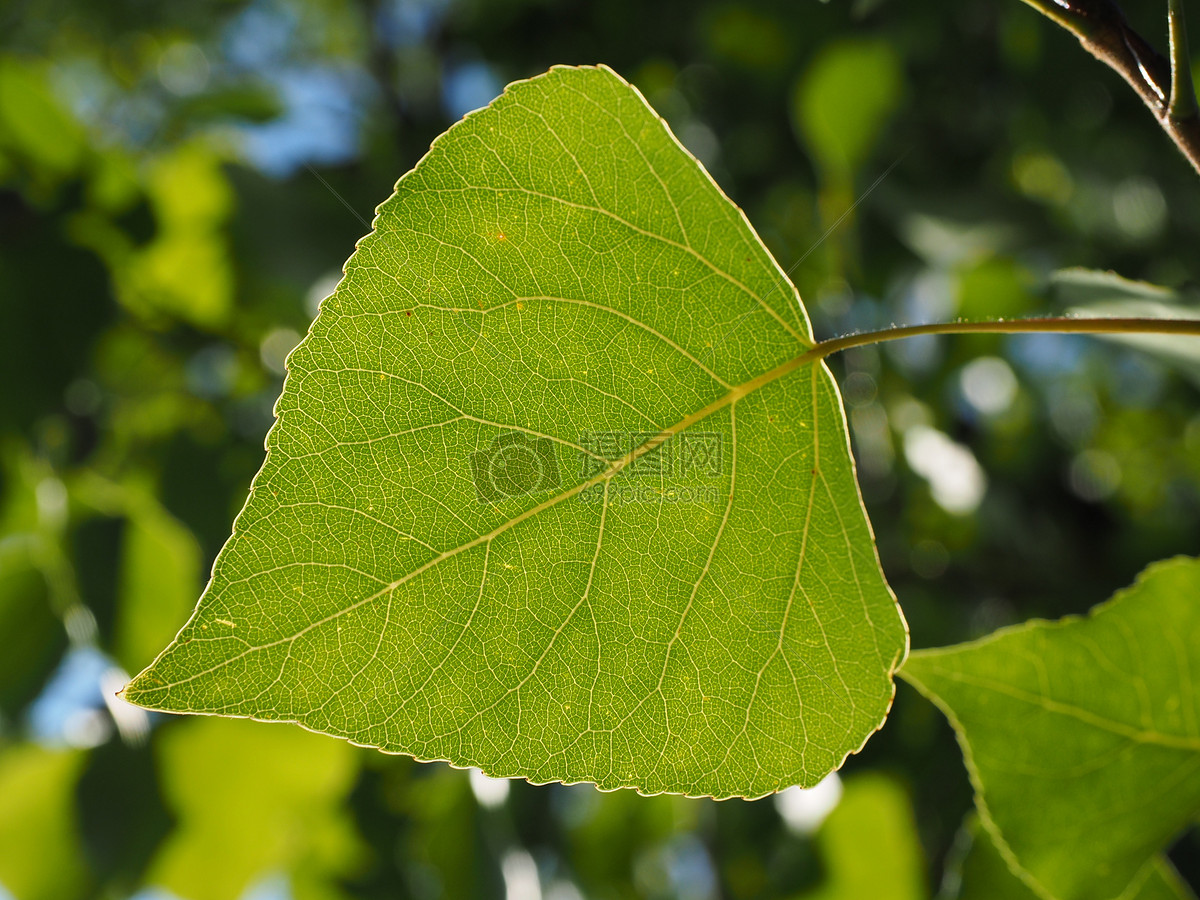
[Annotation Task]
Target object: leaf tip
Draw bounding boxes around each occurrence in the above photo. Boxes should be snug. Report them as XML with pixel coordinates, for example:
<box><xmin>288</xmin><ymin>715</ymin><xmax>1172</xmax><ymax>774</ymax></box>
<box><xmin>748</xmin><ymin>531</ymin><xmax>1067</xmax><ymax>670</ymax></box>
<box><xmin>117</xmin><ymin>665</ymin><xmax>165</xmax><ymax>711</ymax></box>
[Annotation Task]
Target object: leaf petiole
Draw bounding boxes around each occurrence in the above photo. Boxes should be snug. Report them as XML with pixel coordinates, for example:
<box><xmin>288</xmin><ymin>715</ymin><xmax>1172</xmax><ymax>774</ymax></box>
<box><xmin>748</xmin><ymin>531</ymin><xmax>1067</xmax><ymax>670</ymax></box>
<box><xmin>800</xmin><ymin>315</ymin><xmax>1200</xmax><ymax>363</ymax></box>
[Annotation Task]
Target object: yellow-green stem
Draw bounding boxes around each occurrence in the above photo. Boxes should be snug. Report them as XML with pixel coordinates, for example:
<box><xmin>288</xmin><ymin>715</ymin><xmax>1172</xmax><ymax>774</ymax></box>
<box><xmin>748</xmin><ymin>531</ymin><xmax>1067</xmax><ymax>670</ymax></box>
<box><xmin>801</xmin><ymin>316</ymin><xmax>1200</xmax><ymax>363</ymax></box>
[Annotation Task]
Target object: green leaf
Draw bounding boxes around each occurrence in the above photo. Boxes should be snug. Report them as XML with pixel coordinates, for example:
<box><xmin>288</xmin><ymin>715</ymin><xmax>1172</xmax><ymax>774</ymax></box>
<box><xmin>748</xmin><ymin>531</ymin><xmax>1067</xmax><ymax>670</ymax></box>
<box><xmin>1050</xmin><ymin>268</ymin><xmax>1175</xmax><ymax>308</ymax></box>
<box><xmin>0</xmin><ymin>745</ymin><xmax>89</xmax><ymax>900</ymax></box>
<box><xmin>902</xmin><ymin>556</ymin><xmax>1200</xmax><ymax>900</ymax></box>
<box><xmin>113</xmin><ymin>491</ymin><xmax>202</xmax><ymax>674</ymax></box>
<box><xmin>792</xmin><ymin>40</ymin><xmax>905</xmax><ymax>182</ymax></box>
<box><xmin>946</xmin><ymin>813</ymin><xmax>1195</xmax><ymax>900</ymax></box>
<box><xmin>124</xmin><ymin>64</ymin><xmax>907</xmax><ymax>799</ymax></box>
<box><xmin>72</xmin><ymin>474</ymin><xmax>204</xmax><ymax>674</ymax></box>
<box><xmin>0</xmin><ymin>55</ymin><xmax>85</xmax><ymax>183</ymax></box>
<box><xmin>956</xmin><ymin>257</ymin><xmax>1036</xmax><ymax>322</ymax></box>
<box><xmin>808</xmin><ymin>774</ymin><xmax>925</xmax><ymax>900</ymax></box>
<box><xmin>1051</xmin><ymin>268</ymin><xmax>1200</xmax><ymax>390</ymax></box>
<box><xmin>0</xmin><ymin>539</ymin><xmax>64</xmax><ymax>719</ymax></box>
<box><xmin>69</xmin><ymin>141</ymin><xmax>235</xmax><ymax>330</ymax></box>
<box><xmin>147</xmin><ymin>717</ymin><xmax>361</xmax><ymax>900</ymax></box>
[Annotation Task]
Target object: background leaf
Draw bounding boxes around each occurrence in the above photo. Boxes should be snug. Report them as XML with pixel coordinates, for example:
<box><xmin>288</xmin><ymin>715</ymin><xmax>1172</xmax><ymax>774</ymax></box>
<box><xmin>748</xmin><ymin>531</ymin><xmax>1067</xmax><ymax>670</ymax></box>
<box><xmin>0</xmin><ymin>540</ymin><xmax>63</xmax><ymax>720</ymax></box>
<box><xmin>146</xmin><ymin>717</ymin><xmax>362</xmax><ymax>900</ymax></box>
<box><xmin>0</xmin><ymin>745</ymin><xmax>89</xmax><ymax>900</ymax></box>
<box><xmin>72</xmin><ymin>474</ymin><xmax>203</xmax><ymax>676</ymax></box>
<box><xmin>944</xmin><ymin>814</ymin><xmax>1195</xmax><ymax>900</ymax></box>
<box><xmin>902</xmin><ymin>556</ymin><xmax>1200</xmax><ymax>900</ymax></box>
<box><xmin>792</xmin><ymin>40</ymin><xmax>904</xmax><ymax>183</ymax></box>
<box><xmin>1052</xmin><ymin>268</ymin><xmax>1200</xmax><ymax>389</ymax></box>
<box><xmin>123</xmin><ymin>64</ymin><xmax>908</xmax><ymax>799</ymax></box>
<box><xmin>808</xmin><ymin>774</ymin><xmax>925</xmax><ymax>900</ymax></box>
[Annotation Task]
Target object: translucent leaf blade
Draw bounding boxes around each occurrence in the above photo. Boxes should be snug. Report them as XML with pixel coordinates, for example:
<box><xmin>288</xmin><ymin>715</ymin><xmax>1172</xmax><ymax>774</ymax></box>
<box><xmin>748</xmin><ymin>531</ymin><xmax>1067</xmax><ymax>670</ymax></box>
<box><xmin>124</xmin><ymin>65</ymin><xmax>907</xmax><ymax>799</ymax></box>
<box><xmin>903</xmin><ymin>556</ymin><xmax>1200</xmax><ymax>900</ymax></box>
<box><xmin>949</xmin><ymin>813</ymin><xmax>1195</xmax><ymax>900</ymax></box>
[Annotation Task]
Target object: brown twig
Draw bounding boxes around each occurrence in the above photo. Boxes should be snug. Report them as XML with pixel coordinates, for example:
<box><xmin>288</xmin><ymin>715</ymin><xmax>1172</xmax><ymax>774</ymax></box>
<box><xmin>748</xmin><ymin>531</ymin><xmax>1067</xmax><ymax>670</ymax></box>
<box><xmin>1019</xmin><ymin>0</ymin><xmax>1200</xmax><ymax>176</ymax></box>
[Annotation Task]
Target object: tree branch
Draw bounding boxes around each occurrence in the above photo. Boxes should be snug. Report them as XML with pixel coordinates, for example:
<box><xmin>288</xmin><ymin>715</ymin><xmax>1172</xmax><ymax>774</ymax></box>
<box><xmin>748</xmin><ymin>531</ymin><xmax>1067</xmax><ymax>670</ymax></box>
<box><xmin>1019</xmin><ymin>0</ymin><xmax>1200</xmax><ymax>176</ymax></box>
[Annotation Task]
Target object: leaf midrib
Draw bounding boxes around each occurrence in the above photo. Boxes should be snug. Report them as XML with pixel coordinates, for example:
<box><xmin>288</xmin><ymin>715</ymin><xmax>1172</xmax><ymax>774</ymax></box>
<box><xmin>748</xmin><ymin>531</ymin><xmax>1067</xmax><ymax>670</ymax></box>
<box><xmin>130</xmin><ymin>348</ymin><xmax>821</xmax><ymax>695</ymax></box>
<box><xmin>905</xmin><ymin>662</ymin><xmax>1200</xmax><ymax>752</ymax></box>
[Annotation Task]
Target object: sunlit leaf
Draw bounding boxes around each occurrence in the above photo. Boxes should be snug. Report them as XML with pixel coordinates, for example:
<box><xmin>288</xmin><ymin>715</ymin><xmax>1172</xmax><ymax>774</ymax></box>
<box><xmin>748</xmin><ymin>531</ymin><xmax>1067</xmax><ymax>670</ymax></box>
<box><xmin>0</xmin><ymin>744</ymin><xmax>88</xmax><ymax>900</ymax></box>
<box><xmin>1052</xmin><ymin>268</ymin><xmax>1200</xmax><ymax>389</ymax></box>
<box><xmin>902</xmin><ymin>556</ymin><xmax>1200</xmax><ymax>900</ymax></box>
<box><xmin>0</xmin><ymin>55</ymin><xmax>85</xmax><ymax>185</ymax></box>
<box><xmin>792</xmin><ymin>40</ymin><xmax>904</xmax><ymax>181</ymax></box>
<box><xmin>72</xmin><ymin>141</ymin><xmax>235</xmax><ymax>330</ymax></box>
<box><xmin>807</xmin><ymin>774</ymin><xmax>924</xmax><ymax>900</ymax></box>
<box><xmin>146</xmin><ymin>717</ymin><xmax>361</xmax><ymax>900</ymax></box>
<box><xmin>124</xmin><ymin>64</ymin><xmax>907</xmax><ymax>799</ymax></box>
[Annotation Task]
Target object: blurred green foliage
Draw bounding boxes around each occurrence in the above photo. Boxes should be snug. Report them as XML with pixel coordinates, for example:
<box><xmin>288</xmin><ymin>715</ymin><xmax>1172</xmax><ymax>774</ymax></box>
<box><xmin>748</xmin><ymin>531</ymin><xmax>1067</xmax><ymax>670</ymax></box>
<box><xmin>0</xmin><ymin>744</ymin><xmax>88</xmax><ymax>900</ymax></box>
<box><xmin>792</xmin><ymin>38</ymin><xmax>903</xmax><ymax>182</ymax></box>
<box><xmin>149</xmin><ymin>717</ymin><xmax>363</xmax><ymax>900</ymax></box>
<box><xmin>1</xmin><ymin>0</ymin><xmax>1199</xmax><ymax>897</ymax></box>
<box><xmin>946</xmin><ymin>815</ymin><xmax>1190</xmax><ymax>900</ymax></box>
<box><xmin>807</xmin><ymin>775</ymin><xmax>924</xmax><ymax>900</ymax></box>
